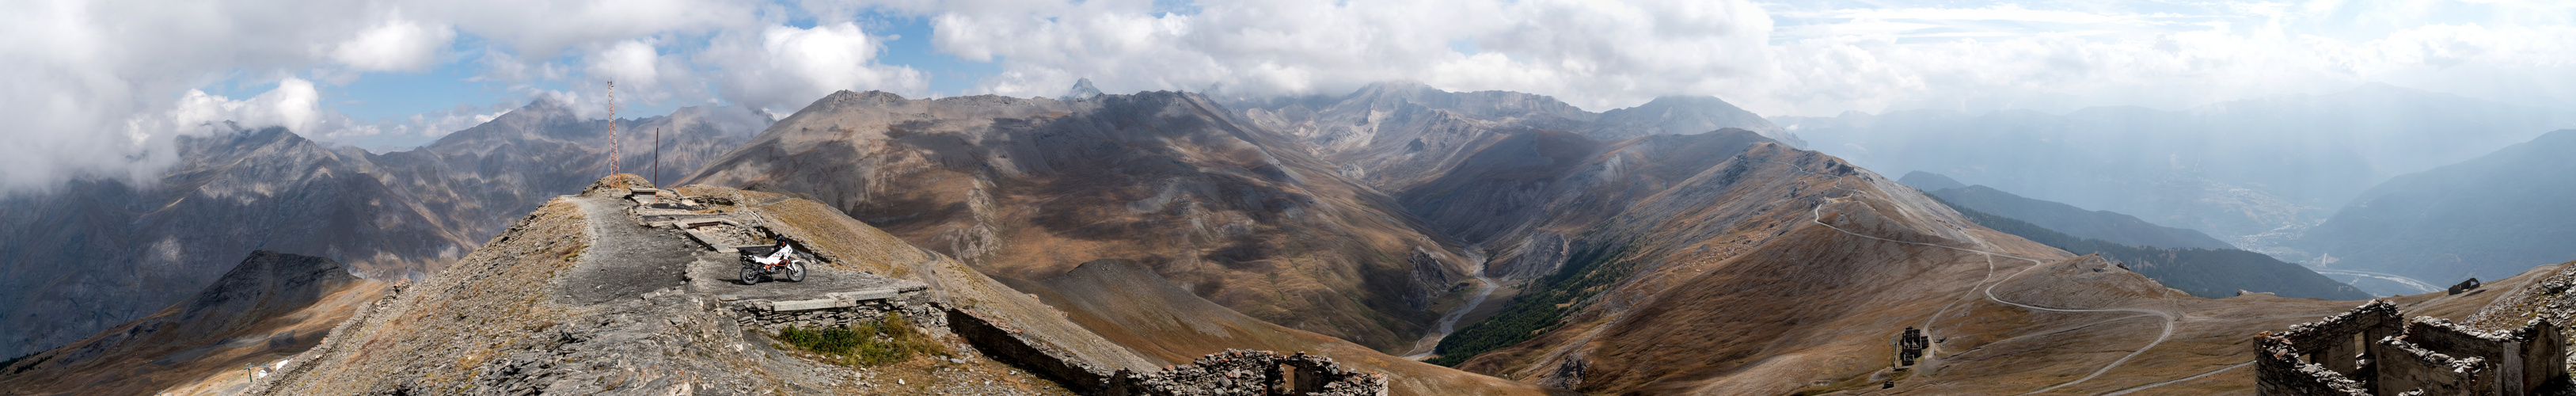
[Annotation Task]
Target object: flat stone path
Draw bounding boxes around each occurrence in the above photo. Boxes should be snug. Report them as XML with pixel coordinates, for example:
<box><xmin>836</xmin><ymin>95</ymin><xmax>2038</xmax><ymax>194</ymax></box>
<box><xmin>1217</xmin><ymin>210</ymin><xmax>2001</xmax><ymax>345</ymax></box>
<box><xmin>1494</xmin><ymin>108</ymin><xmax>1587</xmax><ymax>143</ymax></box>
<box><xmin>560</xmin><ymin>195</ymin><xmax>701</xmax><ymax>305</ymax></box>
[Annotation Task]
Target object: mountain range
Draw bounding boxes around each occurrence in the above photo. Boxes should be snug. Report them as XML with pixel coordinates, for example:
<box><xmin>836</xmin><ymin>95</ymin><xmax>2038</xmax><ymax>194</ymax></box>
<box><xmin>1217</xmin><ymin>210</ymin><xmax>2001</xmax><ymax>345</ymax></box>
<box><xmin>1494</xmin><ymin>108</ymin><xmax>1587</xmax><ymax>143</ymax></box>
<box><xmin>1781</xmin><ymin>83</ymin><xmax>2576</xmax><ymax>253</ymax></box>
<box><xmin>6</xmin><ymin>80</ymin><xmax>2571</xmax><ymax>394</ymax></box>
<box><xmin>1895</xmin><ymin>172</ymin><xmax>2369</xmax><ymax>299</ymax></box>
<box><xmin>0</xmin><ymin>102</ymin><xmax>768</xmax><ymax>360</ymax></box>
<box><xmin>679</xmin><ymin>84</ymin><xmax>2396</xmax><ymax>393</ymax></box>
<box><xmin>2289</xmin><ymin>129</ymin><xmax>2576</xmax><ymax>288</ymax></box>
<box><xmin>1900</xmin><ymin>171</ymin><xmax>2236</xmax><ymax>249</ymax></box>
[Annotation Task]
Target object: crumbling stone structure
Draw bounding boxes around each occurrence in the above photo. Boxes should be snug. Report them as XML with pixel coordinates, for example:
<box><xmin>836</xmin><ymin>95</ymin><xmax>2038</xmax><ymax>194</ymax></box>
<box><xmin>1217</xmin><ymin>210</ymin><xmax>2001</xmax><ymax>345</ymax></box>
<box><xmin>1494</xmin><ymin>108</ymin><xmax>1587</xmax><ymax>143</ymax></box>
<box><xmin>2452</xmin><ymin>278</ymin><xmax>2485</xmax><ymax>295</ymax></box>
<box><xmin>1110</xmin><ymin>349</ymin><xmax>1388</xmax><ymax>396</ymax></box>
<box><xmin>947</xmin><ymin>309</ymin><xmax>1388</xmax><ymax>395</ymax></box>
<box><xmin>2256</xmin><ymin>300</ymin><xmax>2566</xmax><ymax>395</ymax></box>
<box><xmin>721</xmin><ymin>284</ymin><xmax>937</xmax><ymax>333</ymax></box>
<box><xmin>1898</xmin><ymin>327</ymin><xmax>1929</xmax><ymax>367</ymax></box>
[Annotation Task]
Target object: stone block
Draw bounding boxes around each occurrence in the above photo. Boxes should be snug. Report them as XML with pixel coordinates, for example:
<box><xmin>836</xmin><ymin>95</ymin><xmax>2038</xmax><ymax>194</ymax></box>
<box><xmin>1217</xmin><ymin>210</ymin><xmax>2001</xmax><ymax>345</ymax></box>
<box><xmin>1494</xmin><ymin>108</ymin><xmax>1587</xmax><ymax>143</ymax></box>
<box><xmin>769</xmin><ymin>299</ymin><xmax>853</xmax><ymax>312</ymax></box>
<box><xmin>829</xmin><ymin>289</ymin><xmax>899</xmax><ymax>302</ymax></box>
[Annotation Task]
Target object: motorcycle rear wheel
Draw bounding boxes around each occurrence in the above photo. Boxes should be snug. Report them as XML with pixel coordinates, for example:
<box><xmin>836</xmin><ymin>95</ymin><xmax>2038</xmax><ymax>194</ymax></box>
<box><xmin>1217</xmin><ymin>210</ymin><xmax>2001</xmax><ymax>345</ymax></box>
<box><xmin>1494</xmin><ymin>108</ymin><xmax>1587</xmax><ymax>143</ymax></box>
<box><xmin>740</xmin><ymin>265</ymin><xmax>764</xmax><ymax>285</ymax></box>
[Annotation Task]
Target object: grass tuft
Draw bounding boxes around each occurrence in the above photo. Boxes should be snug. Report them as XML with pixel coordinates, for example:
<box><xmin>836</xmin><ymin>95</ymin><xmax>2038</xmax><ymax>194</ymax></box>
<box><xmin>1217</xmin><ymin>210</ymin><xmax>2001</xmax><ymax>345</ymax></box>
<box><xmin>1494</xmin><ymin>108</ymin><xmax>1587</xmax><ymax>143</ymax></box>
<box><xmin>774</xmin><ymin>312</ymin><xmax>945</xmax><ymax>366</ymax></box>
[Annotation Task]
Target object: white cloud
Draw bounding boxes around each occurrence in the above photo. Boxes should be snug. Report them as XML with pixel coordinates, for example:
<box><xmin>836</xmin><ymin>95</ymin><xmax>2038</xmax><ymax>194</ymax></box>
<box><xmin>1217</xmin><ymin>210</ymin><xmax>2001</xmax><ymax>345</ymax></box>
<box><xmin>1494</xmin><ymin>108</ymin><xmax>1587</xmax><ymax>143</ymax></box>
<box><xmin>930</xmin><ymin>0</ymin><xmax>1773</xmax><ymax>110</ymax></box>
<box><xmin>921</xmin><ymin>0</ymin><xmax>2576</xmax><ymax>116</ymax></box>
<box><xmin>165</xmin><ymin>78</ymin><xmax>325</xmax><ymax>135</ymax></box>
<box><xmin>0</xmin><ymin>0</ymin><xmax>384</xmax><ymax>191</ymax></box>
<box><xmin>584</xmin><ymin>39</ymin><xmax>709</xmax><ymax>108</ymax></box>
<box><xmin>328</xmin><ymin>15</ymin><xmax>457</xmax><ymax>72</ymax></box>
<box><xmin>705</xmin><ymin>22</ymin><xmax>928</xmax><ymax>113</ymax></box>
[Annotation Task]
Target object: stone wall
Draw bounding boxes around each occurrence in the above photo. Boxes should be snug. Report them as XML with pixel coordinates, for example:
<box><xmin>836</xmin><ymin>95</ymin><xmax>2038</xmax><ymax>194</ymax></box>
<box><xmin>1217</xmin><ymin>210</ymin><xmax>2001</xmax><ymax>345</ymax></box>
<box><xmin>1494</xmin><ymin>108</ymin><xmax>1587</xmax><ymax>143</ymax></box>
<box><xmin>944</xmin><ymin>307</ymin><xmax>1389</xmax><ymax>396</ymax></box>
<box><xmin>2256</xmin><ymin>300</ymin><xmax>2567</xmax><ymax>395</ymax></box>
<box><xmin>2254</xmin><ymin>356</ymin><xmax>2372</xmax><ymax>396</ymax></box>
<box><xmin>728</xmin><ymin>290</ymin><xmax>940</xmax><ymax>333</ymax></box>
<box><xmin>1108</xmin><ymin>349</ymin><xmax>1388</xmax><ymax>396</ymax></box>
<box><xmin>2258</xmin><ymin>300</ymin><xmax>2401</xmax><ymax>394</ymax></box>
<box><xmin>2375</xmin><ymin>337</ymin><xmax>2489</xmax><ymax>395</ymax></box>
<box><xmin>2403</xmin><ymin>318</ymin><xmax>2565</xmax><ymax>394</ymax></box>
<box><xmin>949</xmin><ymin>308</ymin><xmax>1122</xmax><ymax>393</ymax></box>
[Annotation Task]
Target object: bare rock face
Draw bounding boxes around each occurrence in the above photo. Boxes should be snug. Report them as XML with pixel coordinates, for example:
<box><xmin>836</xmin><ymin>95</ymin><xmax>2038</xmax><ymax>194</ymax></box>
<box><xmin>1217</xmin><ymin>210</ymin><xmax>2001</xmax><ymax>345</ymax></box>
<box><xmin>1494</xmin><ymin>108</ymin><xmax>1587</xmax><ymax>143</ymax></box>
<box><xmin>686</xmin><ymin>90</ymin><xmax>1476</xmax><ymax>352</ymax></box>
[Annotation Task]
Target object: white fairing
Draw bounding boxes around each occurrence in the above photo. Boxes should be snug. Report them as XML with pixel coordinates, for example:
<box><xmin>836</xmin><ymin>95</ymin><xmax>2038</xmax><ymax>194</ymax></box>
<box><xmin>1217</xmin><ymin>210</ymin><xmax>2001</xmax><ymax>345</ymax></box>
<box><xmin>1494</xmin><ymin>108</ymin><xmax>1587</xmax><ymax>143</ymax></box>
<box><xmin>755</xmin><ymin>244</ymin><xmax>794</xmax><ymax>265</ymax></box>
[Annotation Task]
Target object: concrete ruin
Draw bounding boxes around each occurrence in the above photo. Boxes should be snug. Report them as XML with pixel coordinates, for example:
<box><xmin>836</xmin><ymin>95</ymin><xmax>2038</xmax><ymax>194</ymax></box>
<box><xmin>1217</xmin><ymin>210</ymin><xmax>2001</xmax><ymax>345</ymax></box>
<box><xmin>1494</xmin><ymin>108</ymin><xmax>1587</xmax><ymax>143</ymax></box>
<box><xmin>2453</xmin><ymin>278</ymin><xmax>2486</xmax><ymax>295</ymax></box>
<box><xmin>2255</xmin><ymin>300</ymin><xmax>2567</xmax><ymax>395</ymax></box>
<box><xmin>1897</xmin><ymin>327</ymin><xmax>1929</xmax><ymax>367</ymax></box>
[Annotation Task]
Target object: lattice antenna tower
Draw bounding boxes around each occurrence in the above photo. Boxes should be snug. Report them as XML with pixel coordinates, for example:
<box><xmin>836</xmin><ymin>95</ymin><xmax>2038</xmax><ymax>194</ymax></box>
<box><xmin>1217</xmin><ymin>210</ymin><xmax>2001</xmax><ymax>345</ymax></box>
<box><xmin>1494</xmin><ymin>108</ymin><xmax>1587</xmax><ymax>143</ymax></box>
<box><xmin>606</xmin><ymin>81</ymin><xmax>620</xmax><ymax>176</ymax></box>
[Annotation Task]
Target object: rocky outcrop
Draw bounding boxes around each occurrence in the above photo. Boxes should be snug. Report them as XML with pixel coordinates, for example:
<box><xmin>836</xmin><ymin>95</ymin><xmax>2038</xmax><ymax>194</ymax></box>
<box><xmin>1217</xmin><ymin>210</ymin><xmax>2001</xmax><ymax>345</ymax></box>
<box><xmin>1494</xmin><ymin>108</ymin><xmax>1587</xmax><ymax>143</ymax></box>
<box><xmin>1405</xmin><ymin>246</ymin><xmax>1459</xmax><ymax>310</ymax></box>
<box><xmin>1112</xmin><ymin>349</ymin><xmax>1387</xmax><ymax>396</ymax></box>
<box><xmin>1491</xmin><ymin>232</ymin><xmax>1568</xmax><ymax>279</ymax></box>
<box><xmin>948</xmin><ymin>308</ymin><xmax>1389</xmax><ymax>396</ymax></box>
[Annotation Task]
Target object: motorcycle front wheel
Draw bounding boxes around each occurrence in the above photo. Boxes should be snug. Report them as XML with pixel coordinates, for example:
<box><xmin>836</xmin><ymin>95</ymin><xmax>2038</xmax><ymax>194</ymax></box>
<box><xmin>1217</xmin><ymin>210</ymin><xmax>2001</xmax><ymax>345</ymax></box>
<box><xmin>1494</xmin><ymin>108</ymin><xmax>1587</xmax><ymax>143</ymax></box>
<box><xmin>786</xmin><ymin>261</ymin><xmax>807</xmax><ymax>282</ymax></box>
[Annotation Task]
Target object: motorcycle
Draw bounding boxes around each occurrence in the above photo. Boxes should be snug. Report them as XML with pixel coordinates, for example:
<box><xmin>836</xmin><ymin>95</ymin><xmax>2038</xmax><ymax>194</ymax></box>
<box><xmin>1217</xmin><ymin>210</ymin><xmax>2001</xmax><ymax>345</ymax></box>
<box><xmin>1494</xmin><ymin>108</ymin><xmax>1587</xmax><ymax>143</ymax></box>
<box><xmin>737</xmin><ymin>242</ymin><xmax>808</xmax><ymax>284</ymax></box>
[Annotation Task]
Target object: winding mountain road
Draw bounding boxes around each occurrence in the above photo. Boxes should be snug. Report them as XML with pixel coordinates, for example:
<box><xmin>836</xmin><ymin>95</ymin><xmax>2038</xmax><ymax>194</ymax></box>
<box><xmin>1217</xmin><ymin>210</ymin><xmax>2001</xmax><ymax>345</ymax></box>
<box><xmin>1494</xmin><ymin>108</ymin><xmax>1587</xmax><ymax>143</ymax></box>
<box><xmin>1773</xmin><ymin>161</ymin><xmax>2178</xmax><ymax>394</ymax></box>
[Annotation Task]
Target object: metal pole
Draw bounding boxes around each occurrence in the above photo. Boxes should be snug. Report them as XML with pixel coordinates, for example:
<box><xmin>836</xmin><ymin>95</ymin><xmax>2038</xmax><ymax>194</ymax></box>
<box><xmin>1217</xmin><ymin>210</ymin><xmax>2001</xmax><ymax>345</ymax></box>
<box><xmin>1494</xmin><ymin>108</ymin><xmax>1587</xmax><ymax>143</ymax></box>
<box><xmin>606</xmin><ymin>81</ymin><xmax>619</xmax><ymax>176</ymax></box>
<box><xmin>652</xmin><ymin>127</ymin><xmax>661</xmax><ymax>188</ymax></box>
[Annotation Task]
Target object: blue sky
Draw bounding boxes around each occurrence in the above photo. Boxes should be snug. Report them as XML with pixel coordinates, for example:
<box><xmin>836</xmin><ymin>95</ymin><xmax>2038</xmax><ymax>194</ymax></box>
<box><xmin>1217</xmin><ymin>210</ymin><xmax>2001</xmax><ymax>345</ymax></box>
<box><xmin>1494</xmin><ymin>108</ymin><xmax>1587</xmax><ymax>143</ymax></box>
<box><xmin>5</xmin><ymin>0</ymin><xmax>2574</xmax><ymax>189</ymax></box>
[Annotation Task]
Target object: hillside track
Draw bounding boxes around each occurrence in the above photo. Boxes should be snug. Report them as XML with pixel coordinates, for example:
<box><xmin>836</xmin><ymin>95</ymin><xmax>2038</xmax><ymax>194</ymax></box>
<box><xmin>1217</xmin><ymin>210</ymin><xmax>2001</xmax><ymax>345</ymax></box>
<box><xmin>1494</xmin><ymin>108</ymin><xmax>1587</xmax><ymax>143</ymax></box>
<box><xmin>1772</xmin><ymin>161</ymin><xmax>2180</xmax><ymax>394</ymax></box>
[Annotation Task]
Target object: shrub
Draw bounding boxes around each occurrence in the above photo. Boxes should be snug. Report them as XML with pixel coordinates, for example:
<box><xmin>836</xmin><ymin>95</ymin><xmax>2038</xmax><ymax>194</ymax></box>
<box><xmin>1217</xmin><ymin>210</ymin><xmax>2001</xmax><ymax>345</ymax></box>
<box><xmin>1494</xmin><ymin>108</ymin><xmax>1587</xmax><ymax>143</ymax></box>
<box><xmin>775</xmin><ymin>312</ymin><xmax>945</xmax><ymax>366</ymax></box>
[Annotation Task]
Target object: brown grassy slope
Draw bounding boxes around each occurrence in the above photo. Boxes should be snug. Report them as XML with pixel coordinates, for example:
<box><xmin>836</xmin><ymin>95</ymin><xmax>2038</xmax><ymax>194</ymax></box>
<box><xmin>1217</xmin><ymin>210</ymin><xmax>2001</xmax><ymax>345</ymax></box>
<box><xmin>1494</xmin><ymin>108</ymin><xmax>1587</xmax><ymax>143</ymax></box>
<box><xmin>682</xmin><ymin>91</ymin><xmax>1476</xmax><ymax>352</ymax></box>
<box><xmin>1447</xmin><ymin>144</ymin><xmax>2379</xmax><ymax>394</ymax></box>
<box><xmin>1001</xmin><ymin>258</ymin><xmax>1573</xmax><ymax>395</ymax></box>
<box><xmin>258</xmin><ymin>176</ymin><xmax>1138</xmax><ymax>394</ymax></box>
<box><xmin>699</xmin><ymin>185</ymin><xmax>1159</xmax><ymax>371</ymax></box>
<box><xmin>1399</xmin><ymin>129</ymin><xmax>1779</xmax><ymax>268</ymax></box>
<box><xmin>0</xmin><ymin>252</ymin><xmax>386</xmax><ymax>396</ymax></box>
<box><xmin>250</xmin><ymin>198</ymin><xmax>599</xmax><ymax>393</ymax></box>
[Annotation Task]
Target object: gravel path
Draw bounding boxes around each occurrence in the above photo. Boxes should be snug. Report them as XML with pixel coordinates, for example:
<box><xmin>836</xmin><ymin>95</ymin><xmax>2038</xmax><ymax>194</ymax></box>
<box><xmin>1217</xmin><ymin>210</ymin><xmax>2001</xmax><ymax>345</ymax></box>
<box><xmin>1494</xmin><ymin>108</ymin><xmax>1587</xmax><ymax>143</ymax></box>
<box><xmin>561</xmin><ymin>195</ymin><xmax>700</xmax><ymax>305</ymax></box>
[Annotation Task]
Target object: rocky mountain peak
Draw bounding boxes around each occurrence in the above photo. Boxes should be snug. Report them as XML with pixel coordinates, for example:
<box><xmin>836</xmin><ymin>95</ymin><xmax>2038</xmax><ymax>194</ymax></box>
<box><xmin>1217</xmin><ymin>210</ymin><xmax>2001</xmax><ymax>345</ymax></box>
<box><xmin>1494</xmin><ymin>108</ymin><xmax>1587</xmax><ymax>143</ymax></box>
<box><xmin>1586</xmin><ymin>94</ymin><xmax>1791</xmax><ymax>145</ymax></box>
<box><xmin>177</xmin><ymin>251</ymin><xmax>357</xmax><ymax>324</ymax></box>
<box><xmin>1059</xmin><ymin>78</ymin><xmax>1104</xmax><ymax>101</ymax></box>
